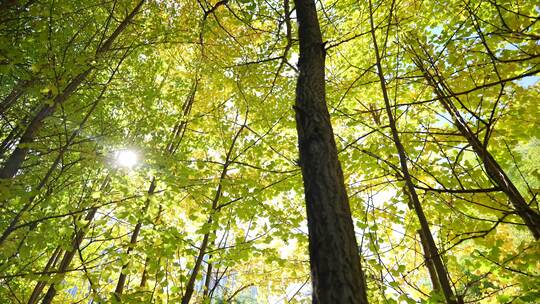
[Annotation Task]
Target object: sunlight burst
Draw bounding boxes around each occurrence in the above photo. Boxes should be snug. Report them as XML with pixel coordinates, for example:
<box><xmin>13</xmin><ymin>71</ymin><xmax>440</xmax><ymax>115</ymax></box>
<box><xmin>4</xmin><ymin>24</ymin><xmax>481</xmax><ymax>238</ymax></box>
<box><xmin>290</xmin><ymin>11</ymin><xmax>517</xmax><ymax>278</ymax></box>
<box><xmin>115</xmin><ymin>150</ymin><xmax>138</xmax><ymax>168</ymax></box>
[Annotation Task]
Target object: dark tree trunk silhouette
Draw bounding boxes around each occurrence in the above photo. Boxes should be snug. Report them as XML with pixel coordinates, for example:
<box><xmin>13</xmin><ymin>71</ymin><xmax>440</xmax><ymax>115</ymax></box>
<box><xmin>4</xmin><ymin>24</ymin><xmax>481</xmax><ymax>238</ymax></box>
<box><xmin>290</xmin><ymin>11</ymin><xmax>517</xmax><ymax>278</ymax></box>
<box><xmin>293</xmin><ymin>0</ymin><xmax>369</xmax><ymax>303</ymax></box>
<box><xmin>418</xmin><ymin>229</ymin><xmax>441</xmax><ymax>293</ymax></box>
<box><xmin>0</xmin><ymin>79</ymin><xmax>35</xmax><ymax>116</ymax></box>
<box><xmin>40</xmin><ymin>208</ymin><xmax>99</xmax><ymax>304</ymax></box>
<box><xmin>418</xmin><ymin>65</ymin><xmax>540</xmax><ymax>240</ymax></box>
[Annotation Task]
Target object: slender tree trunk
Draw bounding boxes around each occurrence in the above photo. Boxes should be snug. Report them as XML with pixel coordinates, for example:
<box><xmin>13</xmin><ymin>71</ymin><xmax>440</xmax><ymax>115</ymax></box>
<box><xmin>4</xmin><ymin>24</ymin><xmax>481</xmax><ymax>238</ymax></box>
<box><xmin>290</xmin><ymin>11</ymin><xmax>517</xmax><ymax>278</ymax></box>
<box><xmin>293</xmin><ymin>0</ymin><xmax>368</xmax><ymax>303</ymax></box>
<box><xmin>402</xmin><ymin>186</ymin><xmax>441</xmax><ymax>294</ymax></box>
<box><xmin>418</xmin><ymin>229</ymin><xmax>441</xmax><ymax>293</ymax></box>
<box><xmin>27</xmin><ymin>246</ymin><xmax>63</xmax><ymax>304</ymax></box>
<box><xmin>0</xmin><ymin>79</ymin><xmax>35</xmax><ymax>116</ymax></box>
<box><xmin>139</xmin><ymin>256</ymin><xmax>150</xmax><ymax>288</ymax></box>
<box><xmin>140</xmin><ymin>204</ymin><xmax>164</xmax><ymax>289</ymax></box>
<box><xmin>418</xmin><ymin>66</ymin><xmax>540</xmax><ymax>239</ymax></box>
<box><xmin>0</xmin><ymin>124</ymin><xmax>22</xmax><ymax>157</ymax></box>
<box><xmin>181</xmin><ymin>225</ymin><xmax>211</xmax><ymax>304</ymax></box>
<box><xmin>40</xmin><ymin>208</ymin><xmax>99</xmax><ymax>304</ymax></box>
<box><xmin>114</xmin><ymin>178</ymin><xmax>157</xmax><ymax>299</ymax></box>
<box><xmin>181</xmin><ymin>123</ymin><xmax>244</xmax><ymax>304</ymax></box>
<box><xmin>115</xmin><ymin>79</ymin><xmax>197</xmax><ymax>299</ymax></box>
<box><xmin>0</xmin><ymin>0</ymin><xmax>145</xmax><ymax>179</ymax></box>
<box><xmin>0</xmin><ymin>56</ymin><xmax>125</xmax><ymax>246</ymax></box>
<box><xmin>202</xmin><ymin>257</ymin><xmax>212</xmax><ymax>299</ymax></box>
<box><xmin>39</xmin><ymin>176</ymin><xmax>111</xmax><ymax>304</ymax></box>
<box><xmin>368</xmin><ymin>5</ymin><xmax>458</xmax><ymax>303</ymax></box>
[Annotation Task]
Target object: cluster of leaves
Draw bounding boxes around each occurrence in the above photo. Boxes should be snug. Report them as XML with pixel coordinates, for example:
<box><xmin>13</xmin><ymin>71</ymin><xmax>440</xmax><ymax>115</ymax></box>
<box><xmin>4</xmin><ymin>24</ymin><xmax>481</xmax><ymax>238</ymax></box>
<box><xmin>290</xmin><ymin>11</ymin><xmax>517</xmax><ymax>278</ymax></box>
<box><xmin>0</xmin><ymin>0</ymin><xmax>538</xmax><ymax>303</ymax></box>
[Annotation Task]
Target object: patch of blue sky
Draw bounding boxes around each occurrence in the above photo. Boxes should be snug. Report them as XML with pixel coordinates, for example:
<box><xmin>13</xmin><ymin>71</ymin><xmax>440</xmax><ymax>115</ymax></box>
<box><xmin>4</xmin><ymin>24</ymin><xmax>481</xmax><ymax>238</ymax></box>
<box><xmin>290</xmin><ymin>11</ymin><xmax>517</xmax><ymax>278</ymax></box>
<box><xmin>515</xmin><ymin>75</ymin><xmax>539</xmax><ymax>88</ymax></box>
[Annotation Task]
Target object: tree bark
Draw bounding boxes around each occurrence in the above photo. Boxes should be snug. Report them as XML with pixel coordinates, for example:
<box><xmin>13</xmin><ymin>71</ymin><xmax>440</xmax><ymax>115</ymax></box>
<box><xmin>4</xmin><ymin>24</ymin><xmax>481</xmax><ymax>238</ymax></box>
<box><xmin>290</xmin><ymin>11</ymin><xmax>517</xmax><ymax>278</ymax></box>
<box><xmin>202</xmin><ymin>259</ymin><xmax>212</xmax><ymax>299</ymax></box>
<box><xmin>0</xmin><ymin>79</ymin><xmax>35</xmax><ymax>116</ymax></box>
<box><xmin>40</xmin><ymin>208</ymin><xmax>99</xmax><ymax>304</ymax></box>
<box><xmin>418</xmin><ymin>229</ymin><xmax>441</xmax><ymax>293</ymax></box>
<box><xmin>293</xmin><ymin>0</ymin><xmax>369</xmax><ymax>303</ymax></box>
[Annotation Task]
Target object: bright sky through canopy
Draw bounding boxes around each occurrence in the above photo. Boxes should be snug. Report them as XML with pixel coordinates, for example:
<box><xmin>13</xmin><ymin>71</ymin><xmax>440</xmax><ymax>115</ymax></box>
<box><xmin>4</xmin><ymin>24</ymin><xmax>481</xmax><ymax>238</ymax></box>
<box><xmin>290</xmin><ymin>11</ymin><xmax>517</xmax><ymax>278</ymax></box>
<box><xmin>115</xmin><ymin>150</ymin><xmax>138</xmax><ymax>168</ymax></box>
<box><xmin>1</xmin><ymin>0</ymin><xmax>539</xmax><ymax>303</ymax></box>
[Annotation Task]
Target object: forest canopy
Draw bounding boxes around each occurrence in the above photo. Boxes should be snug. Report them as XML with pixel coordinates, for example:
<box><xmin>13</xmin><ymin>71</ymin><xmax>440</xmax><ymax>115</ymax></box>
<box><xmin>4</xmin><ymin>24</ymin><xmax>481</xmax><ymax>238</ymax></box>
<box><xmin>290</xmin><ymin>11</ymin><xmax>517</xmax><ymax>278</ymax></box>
<box><xmin>0</xmin><ymin>0</ymin><xmax>539</xmax><ymax>303</ymax></box>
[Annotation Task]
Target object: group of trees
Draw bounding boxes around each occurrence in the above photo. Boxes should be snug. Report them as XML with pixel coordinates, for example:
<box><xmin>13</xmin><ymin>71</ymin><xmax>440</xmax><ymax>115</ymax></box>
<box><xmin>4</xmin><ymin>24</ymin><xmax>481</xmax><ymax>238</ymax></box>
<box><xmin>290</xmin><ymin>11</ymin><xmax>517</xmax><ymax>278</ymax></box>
<box><xmin>0</xmin><ymin>0</ymin><xmax>538</xmax><ymax>303</ymax></box>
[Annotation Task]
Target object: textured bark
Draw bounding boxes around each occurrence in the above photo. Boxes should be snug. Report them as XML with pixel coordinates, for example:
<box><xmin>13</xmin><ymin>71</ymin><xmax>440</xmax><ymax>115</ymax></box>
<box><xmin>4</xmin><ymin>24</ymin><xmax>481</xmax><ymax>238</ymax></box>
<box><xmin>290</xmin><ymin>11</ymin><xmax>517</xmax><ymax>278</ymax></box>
<box><xmin>419</xmin><ymin>69</ymin><xmax>540</xmax><ymax>239</ymax></box>
<box><xmin>0</xmin><ymin>0</ymin><xmax>145</xmax><ymax>179</ymax></box>
<box><xmin>293</xmin><ymin>0</ymin><xmax>368</xmax><ymax>303</ymax></box>
<box><xmin>368</xmin><ymin>6</ymin><xmax>458</xmax><ymax>302</ymax></box>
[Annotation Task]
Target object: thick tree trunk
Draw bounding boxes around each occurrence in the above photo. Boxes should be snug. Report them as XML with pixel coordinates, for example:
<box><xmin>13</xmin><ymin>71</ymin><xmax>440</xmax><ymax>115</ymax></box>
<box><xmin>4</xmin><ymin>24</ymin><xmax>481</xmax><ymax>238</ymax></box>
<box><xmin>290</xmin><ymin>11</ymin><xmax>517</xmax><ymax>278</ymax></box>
<box><xmin>0</xmin><ymin>0</ymin><xmax>145</xmax><ymax>179</ymax></box>
<box><xmin>293</xmin><ymin>0</ymin><xmax>369</xmax><ymax>303</ymax></box>
<box><xmin>368</xmin><ymin>6</ymin><xmax>458</xmax><ymax>302</ymax></box>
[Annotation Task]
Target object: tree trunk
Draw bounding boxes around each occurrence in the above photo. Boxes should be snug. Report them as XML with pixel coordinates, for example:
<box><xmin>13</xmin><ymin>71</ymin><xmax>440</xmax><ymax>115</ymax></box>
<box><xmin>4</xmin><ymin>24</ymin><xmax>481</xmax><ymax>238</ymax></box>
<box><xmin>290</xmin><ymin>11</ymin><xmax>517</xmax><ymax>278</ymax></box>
<box><xmin>293</xmin><ymin>0</ymin><xmax>369</xmax><ymax>303</ymax></box>
<box><xmin>116</xmin><ymin>79</ymin><xmax>197</xmax><ymax>298</ymax></box>
<box><xmin>27</xmin><ymin>247</ymin><xmax>63</xmax><ymax>304</ymax></box>
<box><xmin>40</xmin><ymin>208</ymin><xmax>99</xmax><ymax>304</ymax></box>
<box><xmin>181</xmin><ymin>227</ymin><xmax>211</xmax><ymax>304</ymax></box>
<box><xmin>114</xmin><ymin>178</ymin><xmax>157</xmax><ymax>299</ymax></box>
<box><xmin>368</xmin><ymin>4</ymin><xmax>458</xmax><ymax>302</ymax></box>
<box><xmin>418</xmin><ymin>229</ymin><xmax>441</xmax><ymax>293</ymax></box>
<box><xmin>418</xmin><ymin>67</ymin><xmax>540</xmax><ymax>239</ymax></box>
<box><xmin>202</xmin><ymin>258</ymin><xmax>212</xmax><ymax>299</ymax></box>
<box><xmin>181</xmin><ymin>122</ymin><xmax>244</xmax><ymax>304</ymax></box>
<box><xmin>0</xmin><ymin>79</ymin><xmax>34</xmax><ymax>116</ymax></box>
<box><xmin>39</xmin><ymin>175</ymin><xmax>111</xmax><ymax>304</ymax></box>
